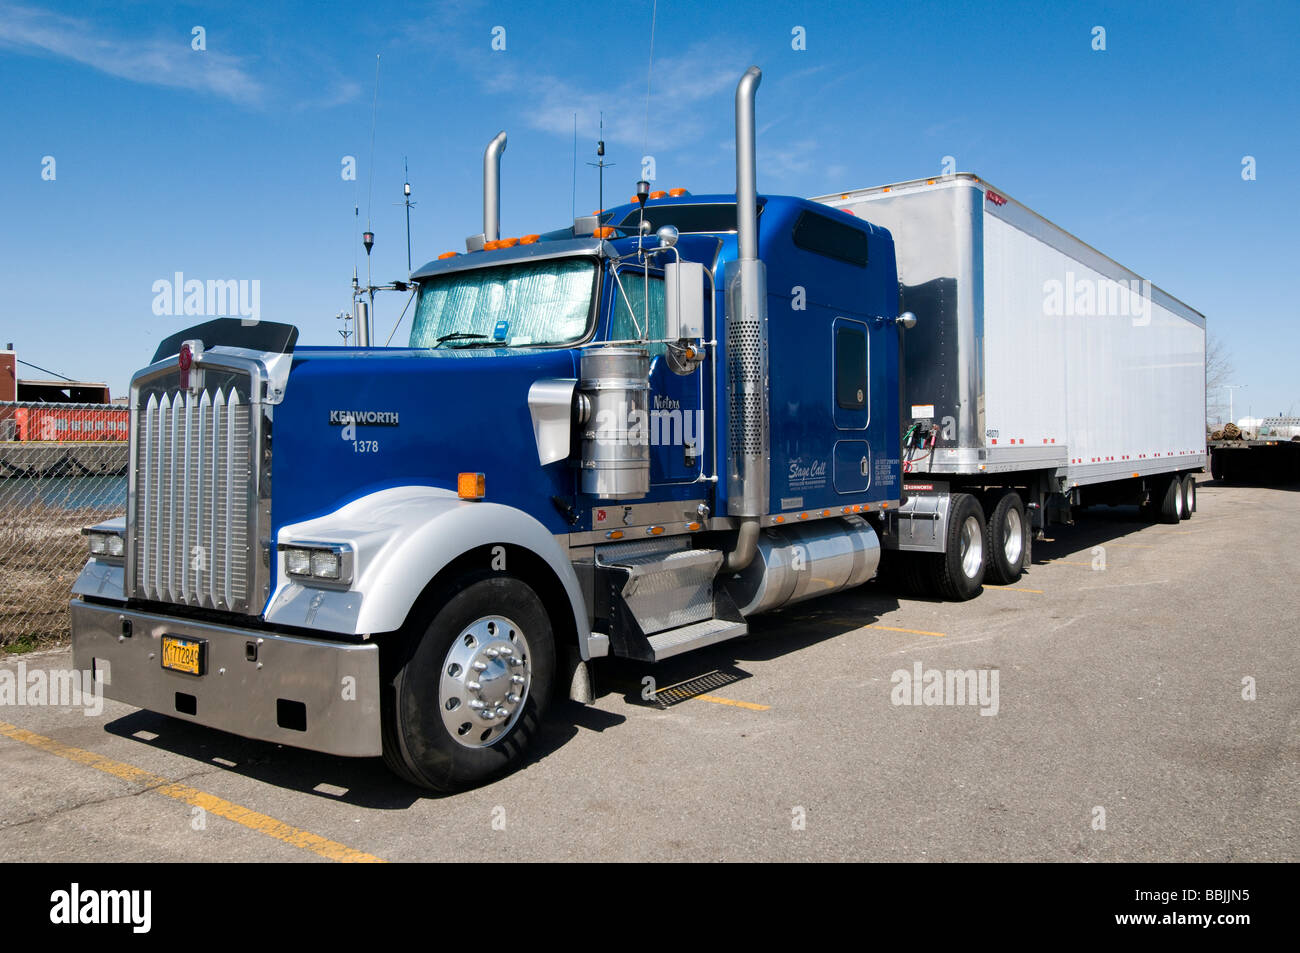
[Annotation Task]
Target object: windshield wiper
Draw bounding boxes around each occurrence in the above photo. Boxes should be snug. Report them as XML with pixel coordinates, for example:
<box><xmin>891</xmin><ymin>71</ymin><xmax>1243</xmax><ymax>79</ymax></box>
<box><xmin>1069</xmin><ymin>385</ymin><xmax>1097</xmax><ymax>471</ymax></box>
<box><xmin>434</xmin><ymin>332</ymin><xmax>488</xmax><ymax>347</ymax></box>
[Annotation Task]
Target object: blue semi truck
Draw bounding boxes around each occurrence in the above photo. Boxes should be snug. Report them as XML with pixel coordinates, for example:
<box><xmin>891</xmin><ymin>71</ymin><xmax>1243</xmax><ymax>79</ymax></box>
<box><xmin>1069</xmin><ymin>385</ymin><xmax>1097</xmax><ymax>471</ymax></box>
<box><xmin>70</xmin><ymin>65</ymin><xmax>1204</xmax><ymax>790</ymax></box>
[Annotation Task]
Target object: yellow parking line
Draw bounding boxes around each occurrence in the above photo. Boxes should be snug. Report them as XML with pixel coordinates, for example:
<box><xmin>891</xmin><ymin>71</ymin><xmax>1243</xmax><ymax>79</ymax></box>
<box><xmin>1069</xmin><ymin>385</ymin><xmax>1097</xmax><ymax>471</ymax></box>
<box><xmin>0</xmin><ymin>721</ymin><xmax>385</xmax><ymax>863</ymax></box>
<box><xmin>866</xmin><ymin>624</ymin><xmax>947</xmax><ymax>638</ymax></box>
<box><xmin>983</xmin><ymin>585</ymin><xmax>1045</xmax><ymax>594</ymax></box>
<box><xmin>1050</xmin><ymin>560</ymin><xmax>1097</xmax><ymax>567</ymax></box>
<box><xmin>693</xmin><ymin>695</ymin><xmax>770</xmax><ymax>711</ymax></box>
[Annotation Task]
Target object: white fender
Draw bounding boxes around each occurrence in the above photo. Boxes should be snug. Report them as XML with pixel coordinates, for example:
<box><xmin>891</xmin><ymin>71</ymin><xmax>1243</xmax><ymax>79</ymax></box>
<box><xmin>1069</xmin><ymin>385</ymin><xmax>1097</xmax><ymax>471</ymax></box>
<box><xmin>265</xmin><ymin>486</ymin><xmax>596</xmax><ymax>657</ymax></box>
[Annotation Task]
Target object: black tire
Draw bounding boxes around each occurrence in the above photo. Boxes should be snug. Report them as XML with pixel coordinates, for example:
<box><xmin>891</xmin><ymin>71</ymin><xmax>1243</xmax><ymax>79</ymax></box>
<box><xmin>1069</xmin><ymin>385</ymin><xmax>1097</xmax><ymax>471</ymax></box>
<box><xmin>873</xmin><ymin>548</ymin><xmax>905</xmax><ymax>590</ymax></box>
<box><xmin>1181</xmin><ymin>473</ymin><xmax>1196</xmax><ymax>518</ymax></box>
<box><xmin>1156</xmin><ymin>474</ymin><xmax>1184</xmax><ymax>523</ymax></box>
<box><xmin>382</xmin><ymin>573</ymin><xmax>555</xmax><ymax>792</ymax></box>
<box><xmin>1210</xmin><ymin>452</ymin><xmax>1224</xmax><ymax>482</ymax></box>
<box><xmin>874</xmin><ymin>550</ymin><xmax>931</xmax><ymax>598</ymax></box>
<box><xmin>984</xmin><ymin>490</ymin><xmax>1030</xmax><ymax>585</ymax></box>
<box><xmin>927</xmin><ymin>493</ymin><xmax>986</xmax><ymax>600</ymax></box>
<box><xmin>899</xmin><ymin>550</ymin><xmax>935</xmax><ymax>598</ymax></box>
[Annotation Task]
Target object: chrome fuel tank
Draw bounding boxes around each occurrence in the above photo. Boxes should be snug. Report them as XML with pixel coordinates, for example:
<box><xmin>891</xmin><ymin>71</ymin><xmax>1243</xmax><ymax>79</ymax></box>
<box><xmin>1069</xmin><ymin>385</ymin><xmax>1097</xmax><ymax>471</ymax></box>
<box><xmin>724</xmin><ymin>515</ymin><xmax>880</xmax><ymax>616</ymax></box>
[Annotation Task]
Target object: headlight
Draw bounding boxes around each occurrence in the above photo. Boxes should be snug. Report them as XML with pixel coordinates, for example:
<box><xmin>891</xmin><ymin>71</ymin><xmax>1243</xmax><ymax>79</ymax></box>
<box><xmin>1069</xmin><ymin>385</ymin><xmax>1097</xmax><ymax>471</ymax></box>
<box><xmin>82</xmin><ymin>526</ymin><xmax>125</xmax><ymax>561</ymax></box>
<box><xmin>279</xmin><ymin>542</ymin><xmax>352</xmax><ymax>586</ymax></box>
<box><xmin>310</xmin><ymin>550</ymin><xmax>341</xmax><ymax>579</ymax></box>
<box><xmin>283</xmin><ymin>547</ymin><xmax>312</xmax><ymax>576</ymax></box>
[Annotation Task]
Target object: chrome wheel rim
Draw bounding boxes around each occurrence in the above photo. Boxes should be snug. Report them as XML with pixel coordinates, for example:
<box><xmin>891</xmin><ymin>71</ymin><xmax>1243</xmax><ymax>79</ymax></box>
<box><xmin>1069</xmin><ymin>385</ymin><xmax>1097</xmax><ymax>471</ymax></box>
<box><xmin>439</xmin><ymin>615</ymin><xmax>531</xmax><ymax>749</ymax></box>
<box><xmin>1003</xmin><ymin>507</ymin><xmax>1023</xmax><ymax>565</ymax></box>
<box><xmin>1187</xmin><ymin>481</ymin><xmax>1195</xmax><ymax>510</ymax></box>
<box><xmin>960</xmin><ymin>516</ymin><xmax>983</xmax><ymax>579</ymax></box>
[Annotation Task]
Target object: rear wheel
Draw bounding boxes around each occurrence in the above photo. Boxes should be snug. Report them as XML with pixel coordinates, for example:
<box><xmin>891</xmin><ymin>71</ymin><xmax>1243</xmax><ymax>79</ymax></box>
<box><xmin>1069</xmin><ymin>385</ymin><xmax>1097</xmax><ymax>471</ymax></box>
<box><xmin>382</xmin><ymin>574</ymin><xmax>555</xmax><ymax>792</ymax></box>
<box><xmin>984</xmin><ymin>490</ymin><xmax>1030</xmax><ymax>585</ymax></box>
<box><xmin>1182</xmin><ymin>473</ymin><xmax>1196</xmax><ymax>517</ymax></box>
<box><xmin>926</xmin><ymin>493</ymin><xmax>986</xmax><ymax>600</ymax></box>
<box><xmin>1156</xmin><ymin>474</ymin><xmax>1184</xmax><ymax>523</ymax></box>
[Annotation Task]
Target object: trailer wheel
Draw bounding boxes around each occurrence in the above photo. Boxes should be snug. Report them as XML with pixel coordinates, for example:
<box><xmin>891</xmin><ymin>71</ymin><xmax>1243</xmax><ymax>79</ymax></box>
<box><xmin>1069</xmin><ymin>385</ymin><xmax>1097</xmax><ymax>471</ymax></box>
<box><xmin>1181</xmin><ymin>474</ymin><xmax>1196</xmax><ymax>518</ymax></box>
<box><xmin>1156</xmin><ymin>474</ymin><xmax>1184</xmax><ymax>523</ymax></box>
<box><xmin>928</xmin><ymin>493</ymin><xmax>986</xmax><ymax>600</ymax></box>
<box><xmin>984</xmin><ymin>490</ymin><xmax>1030</xmax><ymax>585</ymax></box>
<box><xmin>382</xmin><ymin>573</ymin><xmax>555</xmax><ymax>792</ymax></box>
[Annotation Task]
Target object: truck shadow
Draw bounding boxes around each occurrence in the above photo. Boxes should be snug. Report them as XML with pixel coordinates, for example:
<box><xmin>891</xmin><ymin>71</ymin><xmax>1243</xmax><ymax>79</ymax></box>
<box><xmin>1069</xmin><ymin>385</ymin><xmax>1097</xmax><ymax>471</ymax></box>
<box><xmin>102</xmin><ymin>701</ymin><xmax>598</xmax><ymax>806</ymax></box>
<box><xmin>1029</xmin><ymin>505</ymin><xmax>1162</xmax><ymax>566</ymax></box>
<box><xmin>598</xmin><ymin>586</ymin><xmax>901</xmax><ymax>706</ymax></box>
<box><xmin>1205</xmin><ymin>476</ymin><xmax>1300</xmax><ymax>491</ymax></box>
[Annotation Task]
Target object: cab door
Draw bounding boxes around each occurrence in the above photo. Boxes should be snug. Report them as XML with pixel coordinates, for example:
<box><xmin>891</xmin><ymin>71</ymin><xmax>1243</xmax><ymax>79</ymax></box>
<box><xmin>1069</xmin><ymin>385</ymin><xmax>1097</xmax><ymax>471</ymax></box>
<box><xmin>832</xmin><ymin>316</ymin><xmax>872</xmax><ymax>493</ymax></box>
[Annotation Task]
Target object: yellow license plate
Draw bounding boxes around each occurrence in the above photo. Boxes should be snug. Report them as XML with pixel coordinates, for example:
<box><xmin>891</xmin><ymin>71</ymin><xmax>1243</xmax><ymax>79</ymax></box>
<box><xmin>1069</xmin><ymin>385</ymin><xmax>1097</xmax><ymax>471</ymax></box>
<box><xmin>161</xmin><ymin>636</ymin><xmax>206</xmax><ymax>676</ymax></box>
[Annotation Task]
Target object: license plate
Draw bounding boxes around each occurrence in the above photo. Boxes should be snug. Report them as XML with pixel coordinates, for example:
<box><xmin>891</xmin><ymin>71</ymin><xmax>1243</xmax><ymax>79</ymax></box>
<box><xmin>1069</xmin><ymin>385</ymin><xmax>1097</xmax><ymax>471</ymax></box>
<box><xmin>161</xmin><ymin>636</ymin><xmax>206</xmax><ymax>676</ymax></box>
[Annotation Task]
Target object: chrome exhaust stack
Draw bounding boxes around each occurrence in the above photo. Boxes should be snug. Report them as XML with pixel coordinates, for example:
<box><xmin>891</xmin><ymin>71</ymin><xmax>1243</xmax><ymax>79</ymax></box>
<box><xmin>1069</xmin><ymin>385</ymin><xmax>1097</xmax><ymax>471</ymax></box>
<box><xmin>723</xmin><ymin>66</ymin><xmax>769</xmax><ymax>572</ymax></box>
<box><xmin>467</xmin><ymin>131</ymin><xmax>508</xmax><ymax>251</ymax></box>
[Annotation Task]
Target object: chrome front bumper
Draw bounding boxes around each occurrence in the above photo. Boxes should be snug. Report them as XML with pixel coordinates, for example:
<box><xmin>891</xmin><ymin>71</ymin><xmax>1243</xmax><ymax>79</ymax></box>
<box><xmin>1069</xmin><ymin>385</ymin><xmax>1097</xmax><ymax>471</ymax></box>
<box><xmin>70</xmin><ymin>600</ymin><xmax>382</xmax><ymax>757</ymax></box>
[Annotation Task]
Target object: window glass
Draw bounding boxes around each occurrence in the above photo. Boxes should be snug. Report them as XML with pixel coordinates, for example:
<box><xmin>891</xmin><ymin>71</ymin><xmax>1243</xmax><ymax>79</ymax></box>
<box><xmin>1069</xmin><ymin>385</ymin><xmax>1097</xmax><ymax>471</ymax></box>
<box><xmin>836</xmin><ymin>326</ymin><xmax>867</xmax><ymax>409</ymax></box>
<box><xmin>410</xmin><ymin>258</ymin><xmax>595</xmax><ymax>348</ymax></box>
<box><xmin>610</xmin><ymin>272</ymin><xmax>667</xmax><ymax>358</ymax></box>
<box><xmin>793</xmin><ymin>210</ymin><xmax>869</xmax><ymax>267</ymax></box>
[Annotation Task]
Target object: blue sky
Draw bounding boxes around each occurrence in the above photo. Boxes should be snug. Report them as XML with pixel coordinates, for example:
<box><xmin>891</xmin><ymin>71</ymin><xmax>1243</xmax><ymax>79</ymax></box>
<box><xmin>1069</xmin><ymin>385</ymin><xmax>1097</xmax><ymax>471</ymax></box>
<box><xmin>2</xmin><ymin>0</ymin><xmax>1296</xmax><ymax>419</ymax></box>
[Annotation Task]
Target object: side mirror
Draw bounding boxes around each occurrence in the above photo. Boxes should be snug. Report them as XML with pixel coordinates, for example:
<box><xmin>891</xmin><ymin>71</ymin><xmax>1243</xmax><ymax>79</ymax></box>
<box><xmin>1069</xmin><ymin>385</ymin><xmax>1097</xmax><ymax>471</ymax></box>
<box><xmin>664</xmin><ymin>261</ymin><xmax>705</xmax><ymax>340</ymax></box>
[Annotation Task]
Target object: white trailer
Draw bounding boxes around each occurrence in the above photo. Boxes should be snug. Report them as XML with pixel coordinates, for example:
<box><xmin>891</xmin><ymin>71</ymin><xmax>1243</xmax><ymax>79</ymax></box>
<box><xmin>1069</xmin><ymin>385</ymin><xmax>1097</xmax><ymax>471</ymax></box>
<box><xmin>813</xmin><ymin>174</ymin><xmax>1207</xmax><ymax>599</ymax></box>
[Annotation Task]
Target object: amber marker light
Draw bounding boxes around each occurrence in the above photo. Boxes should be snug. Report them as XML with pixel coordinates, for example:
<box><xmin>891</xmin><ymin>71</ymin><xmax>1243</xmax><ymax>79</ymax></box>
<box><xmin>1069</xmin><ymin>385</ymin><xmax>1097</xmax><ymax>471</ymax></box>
<box><xmin>458</xmin><ymin>472</ymin><xmax>486</xmax><ymax>500</ymax></box>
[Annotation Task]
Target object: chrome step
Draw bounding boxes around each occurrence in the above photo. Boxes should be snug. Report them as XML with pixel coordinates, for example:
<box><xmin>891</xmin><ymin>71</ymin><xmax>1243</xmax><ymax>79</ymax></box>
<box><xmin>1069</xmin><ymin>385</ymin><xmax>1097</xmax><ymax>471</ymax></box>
<box><xmin>593</xmin><ymin>544</ymin><xmax>747</xmax><ymax>662</ymax></box>
<box><xmin>646</xmin><ymin>618</ymin><xmax>748</xmax><ymax>662</ymax></box>
<box><xmin>598</xmin><ymin>547</ymin><xmax>723</xmax><ymax>635</ymax></box>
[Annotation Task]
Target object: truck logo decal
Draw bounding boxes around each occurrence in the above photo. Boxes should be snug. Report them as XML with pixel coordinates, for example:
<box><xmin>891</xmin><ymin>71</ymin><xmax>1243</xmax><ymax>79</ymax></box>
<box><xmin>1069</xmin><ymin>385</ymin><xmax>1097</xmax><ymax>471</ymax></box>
<box><xmin>787</xmin><ymin>457</ymin><xmax>827</xmax><ymax>491</ymax></box>
<box><xmin>328</xmin><ymin>410</ymin><xmax>400</xmax><ymax>426</ymax></box>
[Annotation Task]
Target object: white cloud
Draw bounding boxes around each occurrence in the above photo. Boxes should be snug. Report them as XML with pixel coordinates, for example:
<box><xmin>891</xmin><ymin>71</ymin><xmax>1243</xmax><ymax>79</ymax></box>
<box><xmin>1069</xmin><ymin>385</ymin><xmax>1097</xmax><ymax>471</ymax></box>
<box><xmin>0</xmin><ymin>3</ymin><xmax>264</xmax><ymax>104</ymax></box>
<box><xmin>481</xmin><ymin>42</ymin><xmax>753</xmax><ymax>152</ymax></box>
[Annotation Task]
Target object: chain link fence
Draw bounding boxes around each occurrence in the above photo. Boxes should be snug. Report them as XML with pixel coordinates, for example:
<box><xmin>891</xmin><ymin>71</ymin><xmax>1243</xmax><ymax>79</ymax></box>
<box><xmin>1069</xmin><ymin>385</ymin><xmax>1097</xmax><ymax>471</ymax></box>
<box><xmin>1</xmin><ymin>402</ymin><xmax>128</xmax><ymax>651</ymax></box>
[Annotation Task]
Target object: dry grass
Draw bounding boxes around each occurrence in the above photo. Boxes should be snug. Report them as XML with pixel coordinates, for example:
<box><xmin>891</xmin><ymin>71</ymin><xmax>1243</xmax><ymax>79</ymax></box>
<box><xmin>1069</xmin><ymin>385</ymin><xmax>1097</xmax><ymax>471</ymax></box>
<box><xmin>0</xmin><ymin>501</ymin><xmax>123</xmax><ymax>650</ymax></box>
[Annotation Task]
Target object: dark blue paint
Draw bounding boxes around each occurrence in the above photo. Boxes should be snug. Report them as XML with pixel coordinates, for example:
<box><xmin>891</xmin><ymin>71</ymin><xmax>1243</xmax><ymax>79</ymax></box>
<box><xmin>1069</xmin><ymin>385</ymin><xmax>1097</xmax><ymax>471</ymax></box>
<box><xmin>273</xmin><ymin>192</ymin><xmax>901</xmax><ymax>540</ymax></box>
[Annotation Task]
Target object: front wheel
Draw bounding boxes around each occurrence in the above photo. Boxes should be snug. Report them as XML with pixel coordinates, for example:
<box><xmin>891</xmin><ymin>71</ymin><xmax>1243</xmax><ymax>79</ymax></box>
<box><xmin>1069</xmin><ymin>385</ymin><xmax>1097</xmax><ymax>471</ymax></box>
<box><xmin>382</xmin><ymin>574</ymin><xmax>555</xmax><ymax>792</ymax></box>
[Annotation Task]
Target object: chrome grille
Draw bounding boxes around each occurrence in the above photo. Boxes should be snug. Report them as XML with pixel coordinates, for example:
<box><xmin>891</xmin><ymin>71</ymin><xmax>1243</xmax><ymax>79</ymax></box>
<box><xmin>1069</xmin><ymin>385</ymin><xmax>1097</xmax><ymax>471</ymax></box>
<box><xmin>132</xmin><ymin>386</ymin><xmax>253</xmax><ymax>611</ymax></box>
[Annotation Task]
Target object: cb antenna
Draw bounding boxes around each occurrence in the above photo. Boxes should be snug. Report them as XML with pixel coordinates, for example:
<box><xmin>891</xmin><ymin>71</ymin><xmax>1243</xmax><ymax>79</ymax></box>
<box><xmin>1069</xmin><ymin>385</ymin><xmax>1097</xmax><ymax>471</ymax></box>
<box><xmin>359</xmin><ymin>53</ymin><xmax>380</xmax><ymax>346</ymax></box>
<box><xmin>396</xmin><ymin>156</ymin><xmax>416</xmax><ymax>275</ymax></box>
<box><xmin>586</xmin><ymin>111</ymin><xmax>614</xmax><ymax>219</ymax></box>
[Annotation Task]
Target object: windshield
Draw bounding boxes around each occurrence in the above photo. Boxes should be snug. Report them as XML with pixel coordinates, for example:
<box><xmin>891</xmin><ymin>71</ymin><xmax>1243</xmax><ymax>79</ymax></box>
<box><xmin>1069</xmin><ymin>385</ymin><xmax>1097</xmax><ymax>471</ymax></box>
<box><xmin>410</xmin><ymin>258</ymin><xmax>597</xmax><ymax>348</ymax></box>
